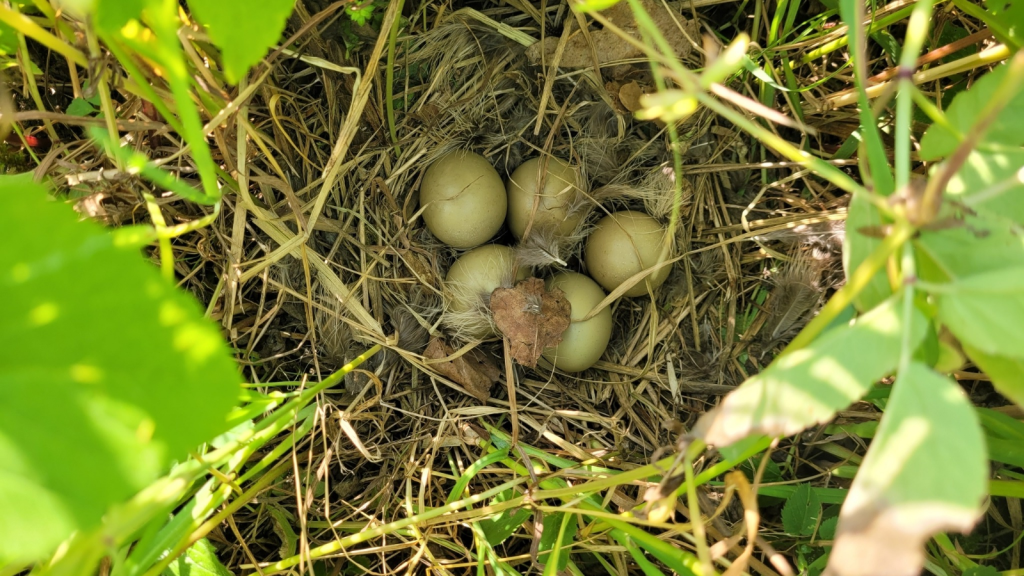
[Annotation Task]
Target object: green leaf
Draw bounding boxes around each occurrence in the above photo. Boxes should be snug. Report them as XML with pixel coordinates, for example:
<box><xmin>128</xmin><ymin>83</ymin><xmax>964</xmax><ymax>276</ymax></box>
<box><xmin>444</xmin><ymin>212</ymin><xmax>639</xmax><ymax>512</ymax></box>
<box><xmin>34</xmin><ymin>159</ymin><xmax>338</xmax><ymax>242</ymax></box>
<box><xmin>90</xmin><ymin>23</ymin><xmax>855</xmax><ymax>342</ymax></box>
<box><xmin>0</xmin><ymin>20</ymin><xmax>19</xmax><ymax>55</ymax></box>
<box><xmin>915</xmin><ymin>215</ymin><xmax>1024</xmax><ymax>282</ymax></box>
<box><xmin>843</xmin><ymin>195</ymin><xmax>892</xmax><ymax>311</ymax></box>
<box><xmin>920</xmin><ymin>65</ymin><xmax>1024</xmax><ymax>160</ymax></box>
<box><xmin>827</xmin><ymin>363</ymin><xmax>987</xmax><ymax>576</ymax></box>
<box><xmin>162</xmin><ymin>538</ymin><xmax>233</xmax><ymax>576</ymax></box>
<box><xmin>871</xmin><ymin>30</ymin><xmax>901</xmax><ymax>61</ymax></box>
<box><xmin>186</xmin><ymin>0</ymin><xmax>296</xmax><ymax>84</ymax></box>
<box><xmin>963</xmin><ymin>344</ymin><xmax>1024</xmax><ymax>407</ymax></box>
<box><xmin>267</xmin><ymin>504</ymin><xmax>298</xmax><ymax>559</ymax></box>
<box><xmin>936</xmin><ymin>23</ymin><xmax>976</xmax><ymax>64</ymax></box>
<box><xmin>945</xmin><ymin>149</ymin><xmax>1024</xmax><ymax>224</ymax></box>
<box><xmin>66</xmin><ymin>97</ymin><xmax>98</xmax><ymax>117</ymax></box>
<box><xmin>697</xmin><ymin>294</ymin><xmax>925</xmax><ymax>447</ymax></box>
<box><xmin>977</xmin><ymin>407</ymin><xmax>1024</xmax><ymax>440</ymax></box>
<box><xmin>537</xmin><ymin>512</ymin><xmax>577</xmax><ymax>569</ymax></box>
<box><xmin>782</xmin><ymin>483</ymin><xmax>821</xmax><ymax>536</ymax></box>
<box><xmin>346</xmin><ymin>1</ymin><xmax>375</xmax><ymax>26</ymax></box>
<box><xmin>985</xmin><ymin>0</ymin><xmax>1024</xmax><ymax>47</ymax></box>
<box><xmin>0</xmin><ymin>174</ymin><xmax>240</xmax><ymax>564</ymax></box>
<box><xmin>480</xmin><ymin>490</ymin><xmax>531</xmax><ymax>546</ymax></box>
<box><xmin>964</xmin><ymin>565</ymin><xmax>1002</xmax><ymax>576</ymax></box>
<box><xmin>934</xmin><ymin>267</ymin><xmax>1024</xmax><ymax>359</ymax></box>
<box><xmin>818</xmin><ymin>516</ymin><xmax>839</xmax><ymax>540</ymax></box>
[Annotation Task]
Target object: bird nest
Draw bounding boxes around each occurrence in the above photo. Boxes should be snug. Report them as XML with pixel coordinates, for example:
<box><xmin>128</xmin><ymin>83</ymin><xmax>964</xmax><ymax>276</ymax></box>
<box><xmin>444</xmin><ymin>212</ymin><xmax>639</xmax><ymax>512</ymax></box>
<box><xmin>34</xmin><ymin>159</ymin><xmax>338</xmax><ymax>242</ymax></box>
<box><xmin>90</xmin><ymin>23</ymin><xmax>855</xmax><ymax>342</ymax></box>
<box><xmin>18</xmin><ymin>0</ymin><xmax>848</xmax><ymax>571</ymax></box>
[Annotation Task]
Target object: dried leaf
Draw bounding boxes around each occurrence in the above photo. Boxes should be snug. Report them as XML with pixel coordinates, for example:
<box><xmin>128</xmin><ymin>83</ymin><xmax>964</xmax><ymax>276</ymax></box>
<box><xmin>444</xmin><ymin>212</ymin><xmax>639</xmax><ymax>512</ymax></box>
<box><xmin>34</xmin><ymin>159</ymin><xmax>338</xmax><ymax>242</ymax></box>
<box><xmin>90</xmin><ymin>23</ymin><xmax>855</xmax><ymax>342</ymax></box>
<box><xmin>618</xmin><ymin>81</ymin><xmax>646</xmax><ymax>112</ymax></box>
<box><xmin>424</xmin><ymin>339</ymin><xmax>499</xmax><ymax>402</ymax></box>
<box><xmin>489</xmin><ymin>278</ymin><xmax>571</xmax><ymax>368</ymax></box>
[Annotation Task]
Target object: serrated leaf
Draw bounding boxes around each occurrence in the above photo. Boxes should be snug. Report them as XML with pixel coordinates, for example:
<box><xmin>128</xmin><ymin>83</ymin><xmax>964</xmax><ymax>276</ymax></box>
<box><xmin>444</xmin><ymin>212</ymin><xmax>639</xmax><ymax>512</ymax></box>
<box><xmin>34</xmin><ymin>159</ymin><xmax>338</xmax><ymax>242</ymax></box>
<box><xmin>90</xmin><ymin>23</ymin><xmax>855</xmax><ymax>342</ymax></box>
<box><xmin>963</xmin><ymin>344</ymin><xmax>1024</xmax><ymax>407</ymax></box>
<box><xmin>782</xmin><ymin>483</ymin><xmax>821</xmax><ymax>536</ymax></box>
<box><xmin>818</xmin><ymin>516</ymin><xmax>839</xmax><ymax>540</ymax></box>
<box><xmin>0</xmin><ymin>174</ymin><xmax>240</xmax><ymax>564</ymax></box>
<box><xmin>186</xmin><ymin>0</ymin><xmax>296</xmax><ymax>84</ymax></box>
<box><xmin>480</xmin><ymin>489</ymin><xmax>531</xmax><ymax>546</ymax></box>
<box><xmin>828</xmin><ymin>363</ymin><xmax>986</xmax><ymax>576</ymax></box>
<box><xmin>935</xmin><ymin>267</ymin><xmax>1024</xmax><ymax>359</ymax></box>
<box><xmin>537</xmin><ymin>512</ymin><xmax>577</xmax><ymax>569</ymax></box>
<box><xmin>843</xmin><ymin>195</ymin><xmax>892</xmax><ymax>311</ymax></box>
<box><xmin>162</xmin><ymin>538</ymin><xmax>233</xmax><ymax>576</ymax></box>
<box><xmin>946</xmin><ymin>149</ymin><xmax>1024</xmax><ymax>224</ymax></box>
<box><xmin>696</xmin><ymin>294</ymin><xmax>925</xmax><ymax>447</ymax></box>
<box><xmin>920</xmin><ymin>65</ymin><xmax>1024</xmax><ymax>160</ymax></box>
<box><xmin>346</xmin><ymin>1</ymin><xmax>375</xmax><ymax>26</ymax></box>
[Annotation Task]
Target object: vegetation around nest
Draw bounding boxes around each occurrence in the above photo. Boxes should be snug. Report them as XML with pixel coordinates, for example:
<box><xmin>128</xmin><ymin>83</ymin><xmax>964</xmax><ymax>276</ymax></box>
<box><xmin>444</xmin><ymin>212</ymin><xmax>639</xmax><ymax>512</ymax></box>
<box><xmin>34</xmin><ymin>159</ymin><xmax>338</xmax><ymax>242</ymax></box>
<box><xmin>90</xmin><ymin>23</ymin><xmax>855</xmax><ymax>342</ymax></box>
<box><xmin>3</xmin><ymin>0</ymin><xmax>1024</xmax><ymax>575</ymax></box>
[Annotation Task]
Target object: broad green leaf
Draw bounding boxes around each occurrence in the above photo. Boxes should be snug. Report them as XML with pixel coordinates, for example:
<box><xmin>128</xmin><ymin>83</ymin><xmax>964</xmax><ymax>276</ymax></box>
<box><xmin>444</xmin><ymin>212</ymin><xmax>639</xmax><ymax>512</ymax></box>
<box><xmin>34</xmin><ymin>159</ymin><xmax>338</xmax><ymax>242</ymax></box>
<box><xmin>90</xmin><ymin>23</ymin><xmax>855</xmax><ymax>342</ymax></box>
<box><xmin>162</xmin><ymin>538</ymin><xmax>233</xmax><ymax>576</ymax></box>
<box><xmin>827</xmin><ymin>363</ymin><xmax>986</xmax><ymax>576</ymax></box>
<box><xmin>0</xmin><ymin>175</ymin><xmax>240</xmax><ymax>564</ymax></box>
<box><xmin>920</xmin><ymin>65</ymin><xmax>1024</xmax><ymax>160</ymax></box>
<box><xmin>696</xmin><ymin>294</ymin><xmax>924</xmax><ymax>447</ymax></box>
<box><xmin>782</xmin><ymin>483</ymin><xmax>821</xmax><ymax>536</ymax></box>
<box><xmin>985</xmin><ymin>0</ymin><xmax>1024</xmax><ymax>47</ymax></box>
<box><xmin>945</xmin><ymin>149</ymin><xmax>1024</xmax><ymax>224</ymax></box>
<box><xmin>537</xmin><ymin>512</ymin><xmax>577</xmax><ymax>569</ymax></box>
<box><xmin>915</xmin><ymin>215</ymin><xmax>1024</xmax><ymax>282</ymax></box>
<box><xmin>480</xmin><ymin>489</ymin><xmax>531</xmax><ymax>546</ymax></box>
<box><xmin>934</xmin><ymin>267</ymin><xmax>1024</xmax><ymax>359</ymax></box>
<box><xmin>963</xmin><ymin>344</ymin><xmax>1024</xmax><ymax>407</ymax></box>
<box><xmin>187</xmin><ymin>0</ymin><xmax>296</xmax><ymax>84</ymax></box>
<box><xmin>843</xmin><ymin>195</ymin><xmax>892</xmax><ymax>311</ymax></box>
<box><xmin>964</xmin><ymin>565</ymin><xmax>1002</xmax><ymax>576</ymax></box>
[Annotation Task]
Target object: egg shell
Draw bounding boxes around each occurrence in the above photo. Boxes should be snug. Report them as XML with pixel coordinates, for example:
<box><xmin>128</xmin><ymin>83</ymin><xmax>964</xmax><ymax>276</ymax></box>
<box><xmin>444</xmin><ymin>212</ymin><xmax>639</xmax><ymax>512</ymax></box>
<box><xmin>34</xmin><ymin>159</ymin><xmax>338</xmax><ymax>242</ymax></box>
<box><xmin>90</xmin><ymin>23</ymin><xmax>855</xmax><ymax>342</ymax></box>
<box><xmin>541</xmin><ymin>272</ymin><xmax>612</xmax><ymax>372</ymax></box>
<box><xmin>445</xmin><ymin>245</ymin><xmax>529</xmax><ymax>339</ymax></box>
<box><xmin>421</xmin><ymin>151</ymin><xmax>507</xmax><ymax>248</ymax></box>
<box><xmin>584</xmin><ymin>210</ymin><xmax>670</xmax><ymax>297</ymax></box>
<box><xmin>506</xmin><ymin>157</ymin><xmax>583</xmax><ymax>239</ymax></box>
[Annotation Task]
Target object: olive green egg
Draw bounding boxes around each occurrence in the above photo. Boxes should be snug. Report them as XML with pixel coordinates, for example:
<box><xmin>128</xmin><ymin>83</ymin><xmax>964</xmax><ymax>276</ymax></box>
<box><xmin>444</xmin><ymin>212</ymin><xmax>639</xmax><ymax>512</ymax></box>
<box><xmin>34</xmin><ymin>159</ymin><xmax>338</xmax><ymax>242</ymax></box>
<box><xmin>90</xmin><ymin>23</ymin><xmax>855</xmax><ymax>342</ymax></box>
<box><xmin>541</xmin><ymin>272</ymin><xmax>612</xmax><ymax>372</ymax></box>
<box><xmin>584</xmin><ymin>210</ymin><xmax>670</xmax><ymax>298</ymax></box>
<box><xmin>506</xmin><ymin>157</ymin><xmax>583</xmax><ymax>239</ymax></box>
<box><xmin>420</xmin><ymin>151</ymin><xmax>507</xmax><ymax>249</ymax></box>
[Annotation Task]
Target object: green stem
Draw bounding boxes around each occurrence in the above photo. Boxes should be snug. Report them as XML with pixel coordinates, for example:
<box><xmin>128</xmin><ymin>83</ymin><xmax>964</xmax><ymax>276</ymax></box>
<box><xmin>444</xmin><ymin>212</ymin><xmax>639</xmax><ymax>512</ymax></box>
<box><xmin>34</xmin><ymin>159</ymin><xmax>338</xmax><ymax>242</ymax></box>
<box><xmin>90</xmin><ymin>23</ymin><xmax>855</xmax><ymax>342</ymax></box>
<box><xmin>894</xmin><ymin>0</ymin><xmax>936</xmax><ymax>192</ymax></box>
<box><xmin>799</xmin><ymin>5</ymin><xmax>916</xmax><ymax>63</ymax></box>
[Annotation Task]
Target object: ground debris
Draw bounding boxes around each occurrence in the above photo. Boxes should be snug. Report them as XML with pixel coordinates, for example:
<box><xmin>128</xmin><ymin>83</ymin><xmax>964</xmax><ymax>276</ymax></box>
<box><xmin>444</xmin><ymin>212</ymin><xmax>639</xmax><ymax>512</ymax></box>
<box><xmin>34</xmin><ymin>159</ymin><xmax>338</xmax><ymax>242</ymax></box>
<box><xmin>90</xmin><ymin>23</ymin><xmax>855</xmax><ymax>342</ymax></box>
<box><xmin>525</xmin><ymin>0</ymin><xmax>695</xmax><ymax>69</ymax></box>
<box><xmin>490</xmin><ymin>277</ymin><xmax>571</xmax><ymax>368</ymax></box>
<box><xmin>424</xmin><ymin>338</ymin><xmax>501</xmax><ymax>402</ymax></box>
